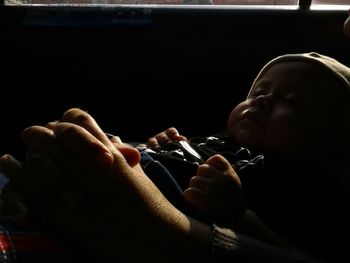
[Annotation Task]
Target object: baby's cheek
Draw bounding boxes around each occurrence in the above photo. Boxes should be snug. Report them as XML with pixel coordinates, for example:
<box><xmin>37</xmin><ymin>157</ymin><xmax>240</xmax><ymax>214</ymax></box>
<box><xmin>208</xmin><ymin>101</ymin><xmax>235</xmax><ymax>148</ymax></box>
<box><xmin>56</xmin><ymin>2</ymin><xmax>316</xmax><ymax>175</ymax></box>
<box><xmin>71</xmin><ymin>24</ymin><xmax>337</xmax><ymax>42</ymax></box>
<box><xmin>226</xmin><ymin>107</ymin><xmax>244</xmax><ymax>135</ymax></box>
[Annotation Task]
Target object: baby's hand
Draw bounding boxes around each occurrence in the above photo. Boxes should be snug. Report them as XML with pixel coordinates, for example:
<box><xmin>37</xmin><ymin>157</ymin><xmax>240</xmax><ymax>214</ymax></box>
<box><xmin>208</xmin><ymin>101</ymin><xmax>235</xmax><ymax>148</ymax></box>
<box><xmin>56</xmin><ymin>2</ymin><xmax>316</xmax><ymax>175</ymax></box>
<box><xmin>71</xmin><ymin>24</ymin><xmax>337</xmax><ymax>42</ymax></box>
<box><xmin>147</xmin><ymin>127</ymin><xmax>188</xmax><ymax>150</ymax></box>
<box><xmin>183</xmin><ymin>154</ymin><xmax>245</xmax><ymax>227</ymax></box>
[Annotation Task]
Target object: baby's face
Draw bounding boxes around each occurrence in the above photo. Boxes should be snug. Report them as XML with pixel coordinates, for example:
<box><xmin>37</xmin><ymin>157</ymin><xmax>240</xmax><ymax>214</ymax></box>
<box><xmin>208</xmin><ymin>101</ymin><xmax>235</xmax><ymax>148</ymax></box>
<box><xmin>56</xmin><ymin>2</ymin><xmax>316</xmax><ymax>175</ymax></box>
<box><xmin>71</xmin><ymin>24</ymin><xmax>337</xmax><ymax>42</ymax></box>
<box><xmin>226</xmin><ymin>61</ymin><xmax>343</xmax><ymax>155</ymax></box>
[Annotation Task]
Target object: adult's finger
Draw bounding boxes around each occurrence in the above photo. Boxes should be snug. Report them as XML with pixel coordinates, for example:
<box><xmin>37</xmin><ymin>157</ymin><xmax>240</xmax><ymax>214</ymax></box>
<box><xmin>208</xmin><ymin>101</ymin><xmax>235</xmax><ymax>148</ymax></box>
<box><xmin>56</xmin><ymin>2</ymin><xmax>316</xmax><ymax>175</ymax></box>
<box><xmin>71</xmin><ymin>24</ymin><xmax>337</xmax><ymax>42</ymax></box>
<box><xmin>0</xmin><ymin>154</ymin><xmax>37</xmax><ymax>195</ymax></box>
<box><xmin>21</xmin><ymin>125</ymin><xmax>56</xmax><ymax>159</ymax></box>
<box><xmin>0</xmin><ymin>182</ymin><xmax>30</xmax><ymax>224</ymax></box>
<box><xmin>58</xmin><ymin>108</ymin><xmax>112</xmax><ymax>148</ymax></box>
<box><xmin>26</xmin><ymin>153</ymin><xmax>79</xmax><ymax>206</ymax></box>
<box><xmin>44</xmin><ymin>122</ymin><xmax>114</xmax><ymax>169</ymax></box>
<box><xmin>22</xmin><ymin>124</ymin><xmax>109</xmax><ymax>177</ymax></box>
<box><xmin>109</xmin><ymin>136</ymin><xmax>141</xmax><ymax>167</ymax></box>
<box><xmin>22</xmin><ymin>124</ymin><xmax>113</xmax><ymax>195</ymax></box>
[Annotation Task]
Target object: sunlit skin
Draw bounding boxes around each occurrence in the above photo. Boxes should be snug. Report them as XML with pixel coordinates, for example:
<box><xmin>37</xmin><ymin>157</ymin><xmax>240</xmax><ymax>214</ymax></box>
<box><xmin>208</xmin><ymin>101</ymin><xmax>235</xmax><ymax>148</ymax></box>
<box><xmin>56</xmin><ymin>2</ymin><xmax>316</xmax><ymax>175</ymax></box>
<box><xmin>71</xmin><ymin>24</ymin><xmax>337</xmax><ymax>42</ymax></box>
<box><xmin>226</xmin><ymin>61</ymin><xmax>346</xmax><ymax>156</ymax></box>
<box><xmin>0</xmin><ymin>109</ymin><xmax>214</xmax><ymax>263</ymax></box>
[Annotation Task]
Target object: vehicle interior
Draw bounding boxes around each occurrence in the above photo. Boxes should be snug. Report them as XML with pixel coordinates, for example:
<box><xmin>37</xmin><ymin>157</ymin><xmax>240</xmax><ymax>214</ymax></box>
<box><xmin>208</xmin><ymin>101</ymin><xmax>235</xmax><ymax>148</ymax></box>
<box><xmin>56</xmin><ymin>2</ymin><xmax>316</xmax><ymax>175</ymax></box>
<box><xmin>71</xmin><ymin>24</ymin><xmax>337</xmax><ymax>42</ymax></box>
<box><xmin>0</xmin><ymin>0</ymin><xmax>349</xmax><ymax>160</ymax></box>
<box><xmin>0</xmin><ymin>1</ymin><xmax>350</xmax><ymax>262</ymax></box>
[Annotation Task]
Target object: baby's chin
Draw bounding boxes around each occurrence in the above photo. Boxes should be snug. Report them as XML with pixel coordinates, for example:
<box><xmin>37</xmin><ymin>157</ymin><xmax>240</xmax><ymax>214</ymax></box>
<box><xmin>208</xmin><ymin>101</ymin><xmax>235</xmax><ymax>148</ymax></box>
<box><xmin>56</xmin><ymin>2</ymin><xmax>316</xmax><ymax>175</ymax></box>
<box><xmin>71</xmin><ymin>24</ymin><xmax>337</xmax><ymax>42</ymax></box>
<box><xmin>233</xmin><ymin>133</ymin><xmax>293</xmax><ymax>156</ymax></box>
<box><xmin>232</xmin><ymin>130</ymin><xmax>265</xmax><ymax>152</ymax></box>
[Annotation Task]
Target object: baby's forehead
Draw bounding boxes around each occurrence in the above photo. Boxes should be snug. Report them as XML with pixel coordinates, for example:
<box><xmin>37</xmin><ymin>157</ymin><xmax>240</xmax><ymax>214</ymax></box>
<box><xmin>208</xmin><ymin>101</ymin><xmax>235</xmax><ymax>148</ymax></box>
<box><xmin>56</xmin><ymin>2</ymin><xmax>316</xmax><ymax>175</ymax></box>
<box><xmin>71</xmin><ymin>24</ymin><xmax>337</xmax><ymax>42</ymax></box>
<box><xmin>253</xmin><ymin>61</ymin><xmax>328</xmax><ymax>92</ymax></box>
<box><xmin>261</xmin><ymin>60</ymin><xmax>322</xmax><ymax>80</ymax></box>
<box><xmin>251</xmin><ymin>52</ymin><xmax>350</xmax><ymax>96</ymax></box>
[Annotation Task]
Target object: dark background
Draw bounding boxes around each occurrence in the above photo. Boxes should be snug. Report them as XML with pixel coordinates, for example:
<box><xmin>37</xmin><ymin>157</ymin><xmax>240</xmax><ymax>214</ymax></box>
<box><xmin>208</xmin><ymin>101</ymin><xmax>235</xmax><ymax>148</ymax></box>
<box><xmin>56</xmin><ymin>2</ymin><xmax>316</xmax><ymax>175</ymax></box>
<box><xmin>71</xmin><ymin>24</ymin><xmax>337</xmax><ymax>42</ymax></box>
<box><xmin>1</xmin><ymin>6</ymin><xmax>350</xmax><ymax>159</ymax></box>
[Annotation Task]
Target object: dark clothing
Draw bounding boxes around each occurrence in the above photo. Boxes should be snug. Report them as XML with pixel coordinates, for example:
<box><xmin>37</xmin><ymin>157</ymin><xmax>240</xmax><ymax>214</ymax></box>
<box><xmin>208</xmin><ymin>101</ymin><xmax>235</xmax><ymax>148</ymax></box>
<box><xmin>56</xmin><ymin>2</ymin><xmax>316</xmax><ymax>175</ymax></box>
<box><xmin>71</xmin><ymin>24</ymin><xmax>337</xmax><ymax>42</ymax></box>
<box><xmin>140</xmin><ymin>134</ymin><xmax>264</xmax><ymax>194</ymax></box>
<box><xmin>141</xmin><ymin>134</ymin><xmax>350</xmax><ymax>263</ymax></box>
<box><xmin>137</xmin><ymin>134</ymin><xmax>264</xmax><ymax>221</ymax></box>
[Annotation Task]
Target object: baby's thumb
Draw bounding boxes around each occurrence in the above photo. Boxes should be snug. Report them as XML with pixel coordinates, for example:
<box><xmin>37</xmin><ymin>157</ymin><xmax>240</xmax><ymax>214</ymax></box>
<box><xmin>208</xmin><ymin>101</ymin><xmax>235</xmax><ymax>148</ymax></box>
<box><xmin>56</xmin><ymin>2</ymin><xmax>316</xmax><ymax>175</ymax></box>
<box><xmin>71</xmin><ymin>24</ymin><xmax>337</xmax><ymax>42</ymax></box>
<box><xmin>205</xmin><ymin>154</ymin><xmax>241</xmax><ymax>187</ymax></box>
<box><xmin>205</xmin><ymin>154</ymin><xmax>233</xmax><ymax>172</ymax></box>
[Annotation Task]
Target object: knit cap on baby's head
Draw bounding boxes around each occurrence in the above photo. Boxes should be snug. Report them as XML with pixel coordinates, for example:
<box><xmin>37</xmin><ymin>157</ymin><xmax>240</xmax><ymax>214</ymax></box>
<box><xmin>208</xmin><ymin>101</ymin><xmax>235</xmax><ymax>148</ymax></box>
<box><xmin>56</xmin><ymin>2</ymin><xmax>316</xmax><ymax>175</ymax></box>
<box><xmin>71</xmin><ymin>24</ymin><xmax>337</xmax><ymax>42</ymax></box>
<box><xmin>251</xmin><ymin>52</ymin><xmax>350</xmax><ymax>95</ymax></box>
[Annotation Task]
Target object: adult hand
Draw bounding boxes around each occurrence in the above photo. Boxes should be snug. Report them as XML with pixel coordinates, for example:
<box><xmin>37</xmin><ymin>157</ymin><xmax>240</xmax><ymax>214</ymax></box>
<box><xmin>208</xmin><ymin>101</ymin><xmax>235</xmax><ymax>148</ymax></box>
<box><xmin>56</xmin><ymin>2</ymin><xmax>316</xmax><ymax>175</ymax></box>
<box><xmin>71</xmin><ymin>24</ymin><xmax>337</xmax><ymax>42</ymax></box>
<box><xmin>0</xmin><ymin>108</ymin><xmax>211</xmax><ymax>262</ymax></box>
<box><xmin>0</xmin><ymin>155</ymin><xmax>30</xmax><ymax>225</ymax></box>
